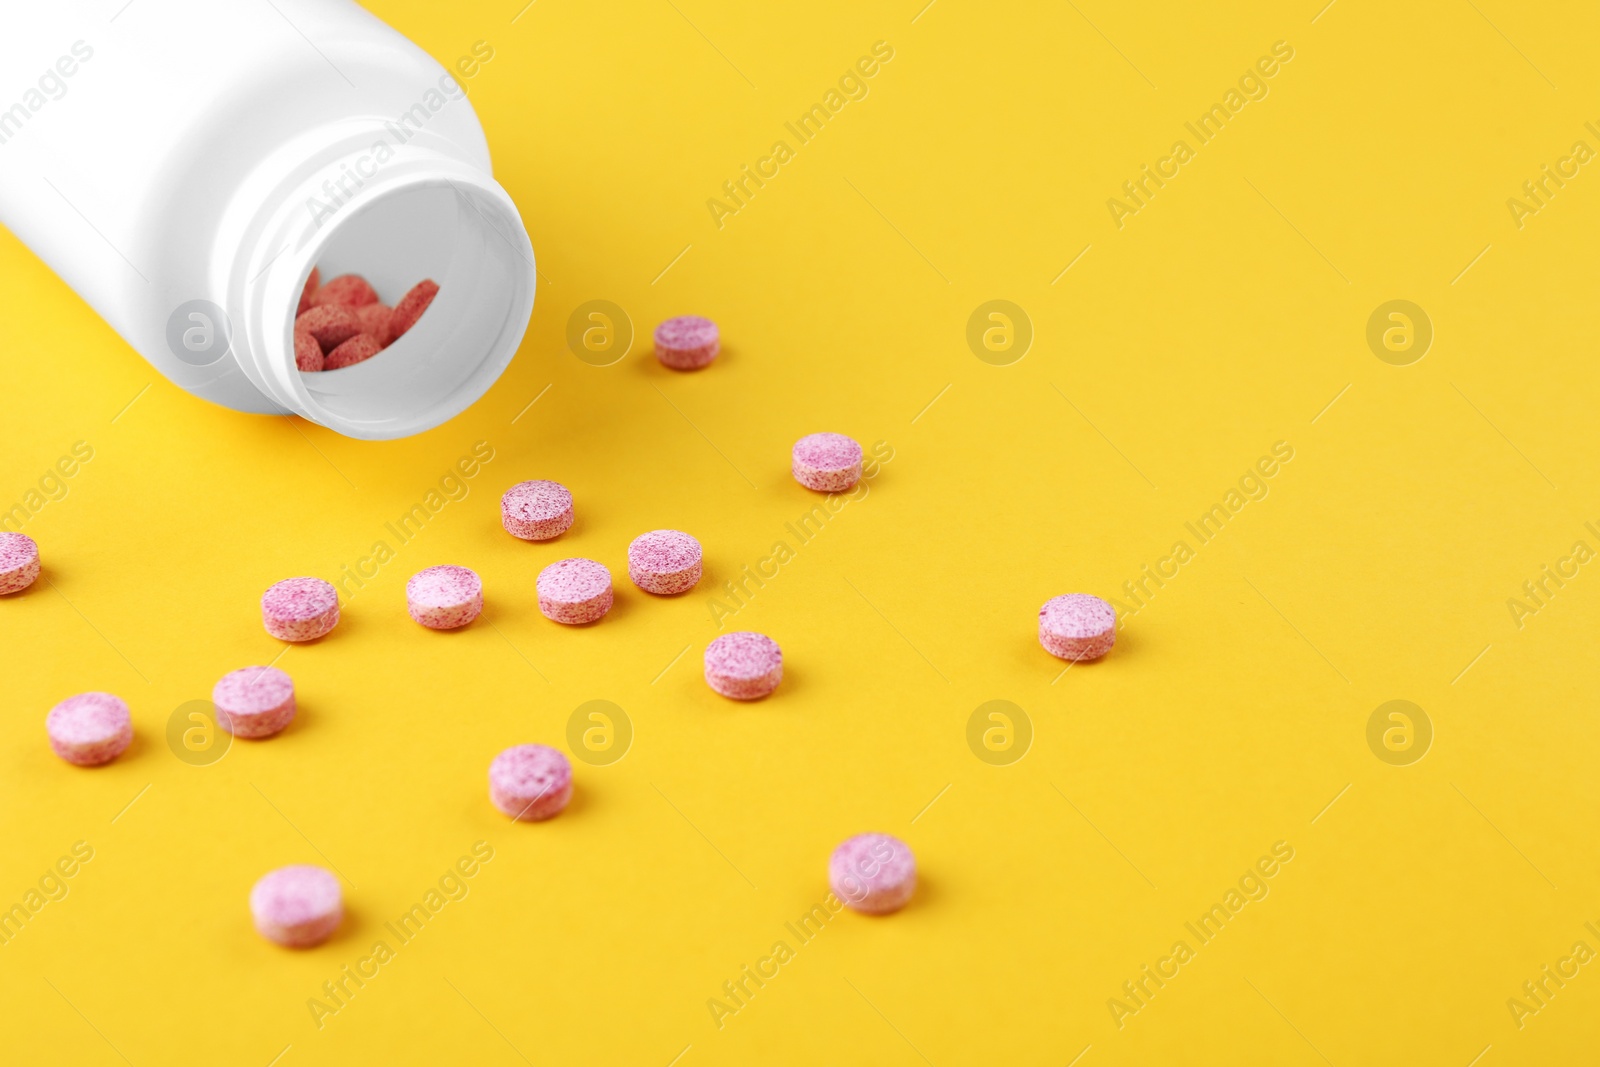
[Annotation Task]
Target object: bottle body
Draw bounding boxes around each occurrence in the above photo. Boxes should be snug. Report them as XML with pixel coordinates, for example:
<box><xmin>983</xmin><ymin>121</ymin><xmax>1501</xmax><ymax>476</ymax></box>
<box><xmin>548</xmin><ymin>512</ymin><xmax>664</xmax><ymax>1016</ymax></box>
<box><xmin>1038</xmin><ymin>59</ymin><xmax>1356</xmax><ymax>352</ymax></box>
<box><xmin>0</xmin><ymin>1</ymin><xmax>535</xmax><ymax>439</ymax></box>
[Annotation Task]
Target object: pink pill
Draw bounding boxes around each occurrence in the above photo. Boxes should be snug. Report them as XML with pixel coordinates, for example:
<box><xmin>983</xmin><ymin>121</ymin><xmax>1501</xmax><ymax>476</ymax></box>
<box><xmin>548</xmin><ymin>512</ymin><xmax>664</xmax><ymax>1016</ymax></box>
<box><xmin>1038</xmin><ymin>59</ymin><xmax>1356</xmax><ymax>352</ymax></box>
<box><xmin>654</xmin><ymin>315</ymin><xmax>719</xmax><ymax>370</ymax></box>
<box><xmin>294</xmin><ymin>305</ymin><xmax>362</xmax><ymax>351</ymax></box>
<box><xmin>389</xmin><ymin>279</ymin><xmax>440</xmax><ymax>341</ymax></box>
<box><xmin>323</xmin><ymin>332</ymin><xmax>382</xmax><ymax>370</ymax></box>
<box><xmin>250</xmin><ymin>865</ymin><xmax>342</xmax><ymax>948</ymax></box>
<box><xmin>628</xmin><ymin>530</ymin><xmax>702</xmax><ymax>595</ymax></box>
<box><xmin>0</xmin><ymin>531</ymin><xmax>41</xmax><ymax>594</ymax></box>
<box><xmin>355</xmin><ymin>303</ymin><xmax>395</xmax><ymax>347</ymax></box>
<box><xmin>829</xmin><ymin>833</ymin><xmax>917</xmax><ymax>915</ymax></box>
<box><xmin>213</xmin><ymin>666</ymin><xmax>296</xmax><ymax>739</ymax></box>
<box><xmin>488</xmin><ymin>743</ymin><xmax>573</xmax><ymax>821</ymax></box>
<box><xmin>407</xmin><ymin>565</ymin><xmax>483</xmax><ymax>629</ymax></box>
<box><xmin>501</xmin><ymin>480</ymin><xmax>574</xmax><ymax>541</ymax></box>
<box><xmin>46</xmin><ymin>692</ymin><xmax>133</xmax><ymax>766</ymax></box>
<box><xmin>1038</xmin><ymin>593</ymin><xmax>1116</xmax><ymax>661</ymax></box>
<box><xmin>261</xmin><ymin>577</ymin><xmax>340</xmax><ymax>642</ymax></box>
<box><xmin>311</xmin><ymin>273</ymin><xmax>378</xmax><ymax>310</ymax></box>
<box><xmin>293</xmin><ymin>326</ymin><xmax>324</xmax><ymax>372</ymax></box>
<box><xmin>792</xmin><ymin>432</ymin><xmax>863</xmax><ymax>492</ymax></box>
<box><xmin>536</xmin><ymin>558</ymin><xmax>612</xmax><ymax>624</ymax></box>
<box><xmin>704</xmin><ymin>631</ymin><xmax>782</xmax><ymax>700</ymax></box>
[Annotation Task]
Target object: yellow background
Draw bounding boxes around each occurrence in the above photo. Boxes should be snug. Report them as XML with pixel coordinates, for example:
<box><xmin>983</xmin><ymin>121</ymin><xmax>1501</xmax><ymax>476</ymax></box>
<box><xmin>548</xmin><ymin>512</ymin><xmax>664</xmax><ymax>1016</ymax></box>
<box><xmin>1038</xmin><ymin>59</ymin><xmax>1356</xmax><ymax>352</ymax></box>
<box><xmin>3</xmin><ymin>0</ymin><xmax>1599</xmax><ymax>1063</ymax></box>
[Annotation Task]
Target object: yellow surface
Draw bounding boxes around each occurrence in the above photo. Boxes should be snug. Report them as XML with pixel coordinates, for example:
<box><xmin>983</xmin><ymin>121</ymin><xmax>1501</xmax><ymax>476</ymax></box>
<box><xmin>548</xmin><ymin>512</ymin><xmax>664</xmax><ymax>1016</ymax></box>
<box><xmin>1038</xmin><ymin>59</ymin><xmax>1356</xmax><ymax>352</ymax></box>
<box><xmin>3</xmin><ymin>0</ymin><xmax>1599</xmax><ymax>1063</ymax></box>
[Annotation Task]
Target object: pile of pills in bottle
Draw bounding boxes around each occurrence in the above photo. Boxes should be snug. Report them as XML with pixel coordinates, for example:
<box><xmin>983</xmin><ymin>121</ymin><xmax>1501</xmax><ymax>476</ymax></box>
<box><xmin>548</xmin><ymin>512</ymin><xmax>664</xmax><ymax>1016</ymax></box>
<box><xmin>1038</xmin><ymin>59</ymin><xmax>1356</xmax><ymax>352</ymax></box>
<box><xmin>292</xmin><ymin>267</ymin><xmax>439</xmax><ymax>372</ymax></box>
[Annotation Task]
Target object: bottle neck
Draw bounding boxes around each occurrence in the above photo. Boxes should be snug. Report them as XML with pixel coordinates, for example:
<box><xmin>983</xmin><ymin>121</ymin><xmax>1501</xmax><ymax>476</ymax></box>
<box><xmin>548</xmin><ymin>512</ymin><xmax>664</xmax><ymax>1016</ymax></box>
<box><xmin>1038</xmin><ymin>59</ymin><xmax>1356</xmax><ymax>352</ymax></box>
<box><xmin>220</xmin><ymin>124</ymin><xmax>535</xmax><ymax>439</ymax></box>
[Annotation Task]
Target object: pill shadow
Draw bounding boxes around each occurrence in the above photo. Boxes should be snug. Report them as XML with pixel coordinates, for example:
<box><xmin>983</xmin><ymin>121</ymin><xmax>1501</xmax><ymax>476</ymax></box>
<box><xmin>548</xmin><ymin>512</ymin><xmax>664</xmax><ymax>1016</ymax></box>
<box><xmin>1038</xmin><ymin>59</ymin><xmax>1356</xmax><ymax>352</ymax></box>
<box><xmin>557</xmin><ymin>784</ymin><xmax>590</xmax><ymax>820</ymax></box>
<box><xmin>284</xmin><ymin>616</ymin><xmax>352</xmax><ymax>647</ymax></box>
<box><xmin>899</xmin><ymin>872</ymin><xmax>934</xmax><ymax>915</ymax></box>
<box><xmin>837</xmin><ymin>873</ymin><xmax>933</xmax><ymax>918</ymax></box>
<box><xmin>316</xmin><ymin>903</ymin><xmax>364</xmax><ymax>950</ymax></box>
<box><xmin>705</xmin><ymin>664</ymin><xmax>800</xmax><ymax>706</ymax></box>
<box><xmin>69</xmin><ymin>731</ymin><xmax>145</xmax><ymax>766</ymax></box>
<box><xmin>632</xmin><ymin>342</ymin><xmax>731</xmax><ymax>377</ymax></box>
<box><xmin>1038</xmin><ymin>630</ymin><xmax>1132</xmax><ymax>678</ymax></box>
<box><xmin>551</xmin><ymin>589</ymin><xmax>633</xmax><ymax>627</ymax></box>
<box><xmin>0</xmin><ymin>568</ymin><xmax>43</xmax><ymax>598</ymax></box>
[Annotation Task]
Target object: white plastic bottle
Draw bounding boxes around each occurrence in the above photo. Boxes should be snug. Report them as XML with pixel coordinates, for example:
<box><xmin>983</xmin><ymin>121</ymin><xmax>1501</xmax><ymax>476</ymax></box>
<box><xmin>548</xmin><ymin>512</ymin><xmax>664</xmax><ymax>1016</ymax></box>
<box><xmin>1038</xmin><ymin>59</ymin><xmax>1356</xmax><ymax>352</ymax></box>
<box><xmin>0</xmin><ymin>1</ymin><xmax>535</xmax><ymax>439</ymax></box>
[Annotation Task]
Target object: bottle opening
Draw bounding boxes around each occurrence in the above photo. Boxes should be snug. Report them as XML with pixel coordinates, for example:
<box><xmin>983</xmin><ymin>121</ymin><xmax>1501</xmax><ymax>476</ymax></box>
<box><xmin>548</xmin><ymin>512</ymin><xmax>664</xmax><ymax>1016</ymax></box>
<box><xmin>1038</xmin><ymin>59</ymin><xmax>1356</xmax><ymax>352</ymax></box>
<box><xmin>257</xmin><ymin>170</ymin><xmax>535</xmax><ymax>439</ymax></box>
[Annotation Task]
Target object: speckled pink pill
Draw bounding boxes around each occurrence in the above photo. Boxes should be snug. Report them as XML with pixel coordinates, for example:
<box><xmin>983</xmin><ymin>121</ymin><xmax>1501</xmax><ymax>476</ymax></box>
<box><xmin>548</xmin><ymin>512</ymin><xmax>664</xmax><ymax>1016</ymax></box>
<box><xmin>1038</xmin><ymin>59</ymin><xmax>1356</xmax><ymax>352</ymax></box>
<box><xmin>1038</xmin><ymin>593</ymin><xmax>1116</xmax><ymax>661</ymax></box>
<box><xmin>654</xmin><ymin>315</ymin><xmax>720</xmax><ymax>370</ymax></box>
<box><xmin>261</xmin><ymin>577</ymin><xmax>340</xmax><ymax>642</ymax></box>
<box><xmin>213</xmin><ymin>666</ymin><xmax>296</xmax><ymax>739</ymax></box>
<box><xmin>704</xmin><ymin>631</ymin><xmax>782</xmax><ymax>700</ymax></box>
<box><xmin>46</xmin><ymin>692</ymin><xmax>133</xmax><ymax>766</ymax></box>
<box><xmin>628</xmin><ymin>530</ymin><xmax>702</xmax><ymax>595</ymax></box>
<box><xmin>501</xmin><ymin>480</ymin><xmax>574</xmax><ymax>541</ymax></box>
<box><xmin>407</xmin><ymin>565</ymin><xmax>483</xmax><ymax>629</ymax></box>
<box><xmin>489</xmin><ymin>744</ymin><xmax>573</xmax><ymax>821</ymax></box>
<box><xmin>250</xmin><ymin>865</ymin><xmax>342</xmax><ymax>948</ymax></box>
<box><xmin>537</xmin><ymin>558</ymin><xmax>612</xmax><ymax>624</ymax></box>
<box><xmin>792</xmin><ymin>432</ymin><xmax>863</xmax><ymax>492</ymax></box>
<box><xmin>0</xmin><ymin>532</ymin><xmax>40</xmax><ymax>594</ymax></box>
<box><xmin>830</xmin><ymin>833</ymin><xmax>917</xmax><ymax>915</ymax></box>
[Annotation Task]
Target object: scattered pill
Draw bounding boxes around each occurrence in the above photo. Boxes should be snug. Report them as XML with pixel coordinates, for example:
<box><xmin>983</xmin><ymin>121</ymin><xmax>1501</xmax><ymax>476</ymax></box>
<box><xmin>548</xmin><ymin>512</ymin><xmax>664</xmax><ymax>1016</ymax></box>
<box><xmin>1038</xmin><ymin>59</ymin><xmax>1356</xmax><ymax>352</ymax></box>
<box><xmin>407</xmin><ymin>565</ymin><xmax>483</xmax><ymax>630</ymax></box>
<box><xmin>295</xmin><ymin>306</ymin><xmax>362</xmax><ymax>351</ymax></box>
<box><xmin>829</xmin><ymin>833</ymin><xmax>917</xmax><ymax>915</ymax></box>
<box><xmin>46</xmin><ymin>692</ymin><xmax>133</xmax><ymax>766</ymax></box>
<box><xmin>792</xmin><ymin>432</ymin><xmax>863</xmax><ymax>492</ymax></box>
<box><xmin>250</xmin><ymin>865</ymin><xmax>342</xmax><ymax>948</ymax></box>
<box><xmin>628</xmin><ymin>530</ymin><xmax>702</xmax><ymax>595</ymax></box>
<box><xmin>654</xmin><ymin>315</ymin><xmax>720</xmax><ymax>370</ymax></box>
<box><xmin>489</xmin><ymin>743</ymin><xmax>573</xmax><ymax>821</ymax></box>
<box><xmin>1038</xmin><ymin>593</ymin><xmax>1116</xmax><ymax>662</ymax></box>
<box><xmin>501</xmin><ymin>480</ymin><xmax>574</xmax><ymax>541</ymax></box>
<box><xmin>293</xmin><ymin>326</ymin><xmax>323</xmax><ymax>372</ymax></box>
<box><xmin>213</xmin><ymin>666</ymin><xmax>297</xmax><ymax>739</ymax></box>
<box><xmin>261</xmin><ymin>577</ymin><xmax>340</xmax><ymax>642</ymax></box>
<box><xmin>703</xmin><ymin>631</ymin><xmax>782</xmax><ymax>700</ymax></box>
<box><xmin>0</xmin><ymin>531</ymin><xmax>40</xmax><ymax>594</ymax></box>
<box><xmin>389</xmin><ymin>279</ymin><xmax>439</xmax><ymax>340</ymax></box>
<box><xmin>355</xmin><ymin>303</ymin><xmax>394</xmax><ymax>347</ymax></box>
<box><xmin>536</xmin><ymin>558</ymin><xmax>612</xmax><ymax>624</ymax></box>
<box><xmin>312</xmin><ymin>273</ymin><xmax>378</xmax><ymax>309</ymax></box>
<box><xmin>297</xmin><ymin>267</ymin><xmax>320</xmax><ymax>316</ymax></box>
<box><xmin>324</xmin><ymin>333</ymin><xmax>382</xmax><ymax>370</ymax></box>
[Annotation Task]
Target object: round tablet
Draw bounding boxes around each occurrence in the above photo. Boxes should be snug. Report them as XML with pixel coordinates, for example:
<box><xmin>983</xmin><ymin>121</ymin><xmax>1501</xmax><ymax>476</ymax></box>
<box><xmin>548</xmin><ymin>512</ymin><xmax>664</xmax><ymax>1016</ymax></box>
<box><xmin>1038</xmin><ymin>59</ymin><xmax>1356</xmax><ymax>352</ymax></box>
<box><xmin>311</xmin><ymin>273</ymin><xmax>378</xmax><ymax>310</ymax></box>
<box><xmin>407</xmin><ymin>565</ymin><xmax>483</xmax><ymax>629</ymax></box>
<box><xmin>261</xmin><ymin>577</ymin><xmax>340</xmax><ymax>642</ymax></box>
<box><xmin>213</xmin><ymin>666</ymin><xmax>296</xmax><ymax>739</ymax></box>
<box><xmin>250</xmin><ymin>865</ymin><xmax>342</xmax><ymax>947</ymax></box>
<box><xmin>829</xmin><ymin>833</ymin><xmax>916</xmax><ymax>915</ymax></box>
<box><xmin>501</xmin><ymin>480</ymin><xmax>574</xmax><ymax>541</ymax></box>
<box><xmin>704</xmin><ymin>631</ymin><xmax>782</xmax><ymax>700</ymax></box>
<box><xmin>627</xmin><ymin>530</ymin><xmax>702</xmax><ymax>594</ymax></box>
<box><xmin>324</xmin><ymin>332</ymin><xmax>381</xmax><ymax>370</ymax></box>
<box><xmin>293</xmin><ymin>326</ymin><xmax>324</xmax><ymax>372</ymax></box>
<box><xmin>489</xmin><ymin>744</ymin><xmax>573</xmax><ymax>821</ymax></box>
<box><xmin>654</xmin><ymin>315</ymin><xmax>720</xmax><ymax>370</ymax></box>
<box><xmin>389</xmin><ymin>279</ymin><xmax>439</xmax><ymax>340</ymax></box>
<box><xmin>1038</xmin><ymin>593</ymin><xmax>1116</xmax><ymax>661</ymax></box>
<box><xmin>0</xmin><ymin>531</ymin><xmax>41</xmax><ymax>594</ymax></box>
<box><xmin>46</xmin><ymin>692</ymin><xmax>133</xmax><ymax>766</ymax></box>
<box><xmin>355</xmin><ymin>303</ymin><xmax>394</xmax><ymax>347</ymax></box>
<box><xmin>294</xmin><ymin>305</ymin><xmax>361</xmax><ymax>351</ymax></box>
<box><xmin>792</xmin><ymin>432</ymin><xmax>863</xmax><ymax>492</ymax></box>
<box><xmin>536</xmin><ymin>558</ymin><xmax>612</xmax><ymax>624</ymax></box>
